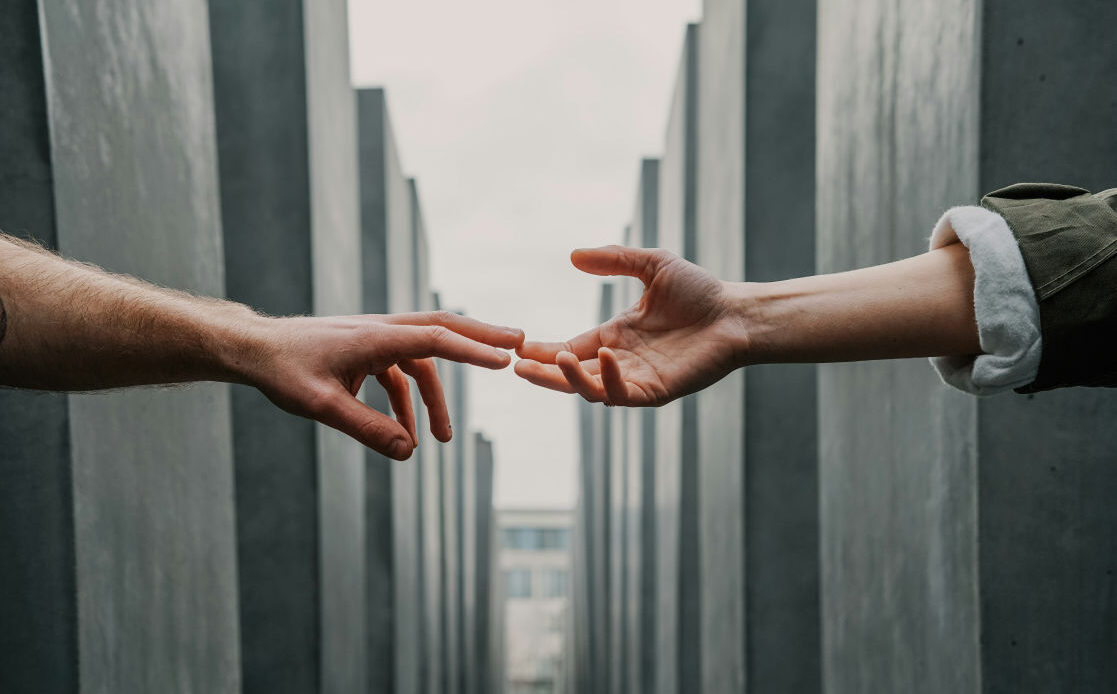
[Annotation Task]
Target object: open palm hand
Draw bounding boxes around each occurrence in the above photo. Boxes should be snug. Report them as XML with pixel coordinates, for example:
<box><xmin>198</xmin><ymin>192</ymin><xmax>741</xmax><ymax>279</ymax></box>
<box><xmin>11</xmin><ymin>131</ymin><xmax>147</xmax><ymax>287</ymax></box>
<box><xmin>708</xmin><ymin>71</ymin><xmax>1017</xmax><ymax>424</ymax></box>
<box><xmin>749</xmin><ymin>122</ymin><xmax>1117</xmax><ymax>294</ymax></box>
<box><xmin>515</xmin><ymin>246</ymin><xmax>743</xmax><ymax>406</ymax></box>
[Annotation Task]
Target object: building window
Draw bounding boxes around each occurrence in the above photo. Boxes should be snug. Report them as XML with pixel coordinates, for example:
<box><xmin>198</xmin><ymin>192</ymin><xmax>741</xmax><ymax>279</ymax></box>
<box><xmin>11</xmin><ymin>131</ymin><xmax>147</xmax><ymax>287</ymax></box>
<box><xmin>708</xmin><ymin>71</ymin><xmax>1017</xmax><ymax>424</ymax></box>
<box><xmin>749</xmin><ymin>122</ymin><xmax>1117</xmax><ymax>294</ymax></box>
<box><xmin>540</xmin><ymin>568</ymin><xmax>568</xmax><ymax>598</ymax></box>
<box><xmin>505</xmin><ymin>568</ymin><xmax>532</xmax><ymax>599</ymax></box>
<box><xmin>502</xmin><ymin>527</ymin><xmax>570</xmax><ymax>551</ymax></box>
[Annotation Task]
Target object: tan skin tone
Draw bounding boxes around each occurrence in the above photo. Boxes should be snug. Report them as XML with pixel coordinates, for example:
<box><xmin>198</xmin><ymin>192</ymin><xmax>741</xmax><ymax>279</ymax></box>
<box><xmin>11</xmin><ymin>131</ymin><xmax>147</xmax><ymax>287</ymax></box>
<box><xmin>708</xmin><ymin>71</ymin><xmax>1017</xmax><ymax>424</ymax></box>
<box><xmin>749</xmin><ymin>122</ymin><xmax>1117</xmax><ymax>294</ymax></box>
<box><xmin>515</xmin><ymin>244</ymin><xmax>980</xmax><ymax>406</ymax></box>
<box><xmin>0</xmin><ymin>234</ymin><xmax>524</xmax><ymax>460</ymax></box>
<box><xmin>0</xmin><ymin>234</ymin><xmax>978</xmax><ymax>450</ymax></box>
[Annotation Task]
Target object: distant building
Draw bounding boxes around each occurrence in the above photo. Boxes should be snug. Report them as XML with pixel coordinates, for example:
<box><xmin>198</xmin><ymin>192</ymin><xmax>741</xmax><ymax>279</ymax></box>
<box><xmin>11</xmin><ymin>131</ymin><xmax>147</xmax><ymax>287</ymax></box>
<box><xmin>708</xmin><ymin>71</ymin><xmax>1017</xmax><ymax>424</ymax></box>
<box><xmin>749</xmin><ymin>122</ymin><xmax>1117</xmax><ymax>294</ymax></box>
<box><xmin>498</xmin><ymin>508</ymin><xmax>573</xmax><ymax>694</ymax></box>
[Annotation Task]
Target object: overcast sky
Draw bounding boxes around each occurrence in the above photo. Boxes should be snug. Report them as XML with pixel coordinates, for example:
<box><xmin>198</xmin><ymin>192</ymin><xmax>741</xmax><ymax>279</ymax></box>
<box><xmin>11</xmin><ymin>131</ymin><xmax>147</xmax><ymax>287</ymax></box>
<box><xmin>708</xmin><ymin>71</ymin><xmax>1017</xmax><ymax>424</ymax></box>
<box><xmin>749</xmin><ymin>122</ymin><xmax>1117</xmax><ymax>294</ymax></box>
<box><xmin>349</xmin><ymin>0</ymin><xmax>702</xmax><ymax>508</ymax></box>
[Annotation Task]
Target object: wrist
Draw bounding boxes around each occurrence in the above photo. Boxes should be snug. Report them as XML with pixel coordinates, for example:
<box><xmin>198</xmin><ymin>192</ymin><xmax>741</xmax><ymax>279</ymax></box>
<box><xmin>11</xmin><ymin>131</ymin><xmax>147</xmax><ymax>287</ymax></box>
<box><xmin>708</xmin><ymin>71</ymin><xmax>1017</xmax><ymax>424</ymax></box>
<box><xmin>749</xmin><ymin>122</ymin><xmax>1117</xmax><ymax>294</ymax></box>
<box><xmin>207</xmin><ymin>305</ymin><xmax>272</xmax><ymax>386</ymax></box>
<box><xmin>719</xmin><ymin>279</ymin><xmax>798</xmax><ymax>368</ymax></box>
<box><xmin>718</xmin><ymin>280</ymin><xmax>764</xmax><ymax>368</ymax></box>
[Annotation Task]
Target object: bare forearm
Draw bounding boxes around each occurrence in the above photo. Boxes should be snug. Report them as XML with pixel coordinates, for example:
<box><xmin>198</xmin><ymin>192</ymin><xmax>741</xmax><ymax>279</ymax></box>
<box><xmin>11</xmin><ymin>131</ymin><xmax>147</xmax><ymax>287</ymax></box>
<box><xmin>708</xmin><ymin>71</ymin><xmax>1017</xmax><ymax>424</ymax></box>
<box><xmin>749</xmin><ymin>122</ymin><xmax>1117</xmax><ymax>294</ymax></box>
<box><xmin>0</xmin><ymin>235</ymin><xmax>255</xmax><ymax>390</ymax></box>
<box><xmin>734</xmin><ymin>243</ymin><xmax>980</xmax><ymax>365</ymax></box>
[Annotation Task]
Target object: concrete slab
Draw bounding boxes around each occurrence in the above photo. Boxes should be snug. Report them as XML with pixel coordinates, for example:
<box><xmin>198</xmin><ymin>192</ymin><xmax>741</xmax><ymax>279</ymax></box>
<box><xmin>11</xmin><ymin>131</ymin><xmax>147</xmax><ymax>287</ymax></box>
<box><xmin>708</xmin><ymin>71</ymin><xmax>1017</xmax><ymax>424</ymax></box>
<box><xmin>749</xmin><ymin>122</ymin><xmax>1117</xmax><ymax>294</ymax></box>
<box><xmin>412</xmin><ymin>183</ymin><xmax>445</xmax><ymax>694</ymax></box>
<box><xmin>473</xmin><ymin>434</ymin><xmax>498</xmax><ymax>694</ymax></box>
<box><xmin>571</xmin><ymin>397</ymin><xmax>596</xmax><ymax>693</ymax></box>
<box><xmin>609</xmin><ymin>268</ymin><xmax>630</xmax><ymax>694</ymax></box>
<box><xmin>302</xmin><ymin>1</ymin><xmax>367</xmax><ymax>691</ymax></box>
<box><xmin>596</xmin><ymin>285</ymin><xmax>615</xmax><ymax>694</ymax></box>
<box><xmin>440</xmin><ymin>350</ymin><xmax>462</xmax><ymax>694</ymax></box>
<box><xmin>625</xmin><ymin>159</ymin><xmax>660</xmax><ymax>694</ymax></box>
<box><xmin>208</xmin><ymin>0</ymin><xmax>321</xmax><ymax>689</ymax></box>
<box><xmin>652</xmin><ymin>26</ymin><xmax>700</xmax><ymax>694</ymax></box>
<box><xmin>0</xmin><ymin>0</ymin><xmax>241</xmax><ymax>690</ymax></box>
<box><xmin>817</xmin><ymin>0</ymin><xmax>1117</xmax><ymax>691</ymax></box>
<box><xmin>461</xmin><ymin>397</ymin><xmax>481</xmax><ymax>694</ymax></box>
<box><xmin>448</xmin><ymin>358</ymin><xmax>470</xmax><ymax>694</ymax></box>
<box><xmin>0</xmin><ymin>4</ymin><xmax>77</xmax><ymax>690</ymax></box>
<box><xmin>695</xmin><ymin>1</ymin><xmax>746</xmax><ymax>689</ymax></box>
<box><xmin>356</xmin><ymin>86</ymin><xmax>427</xmax><ymax>694</ymax></box>
<box><xmin>741</xmin><ymin>1</ymin><xmax>820</xmax><ymax>692</ymax></box>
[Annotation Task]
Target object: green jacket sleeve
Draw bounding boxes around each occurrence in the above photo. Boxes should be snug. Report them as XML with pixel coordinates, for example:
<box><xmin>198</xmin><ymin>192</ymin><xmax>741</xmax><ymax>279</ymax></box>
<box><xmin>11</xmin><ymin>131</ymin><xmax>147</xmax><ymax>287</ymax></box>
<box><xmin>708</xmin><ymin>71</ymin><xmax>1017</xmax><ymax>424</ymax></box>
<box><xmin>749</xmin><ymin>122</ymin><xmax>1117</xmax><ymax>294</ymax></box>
<box><xmin>981</xmin><ymin>183</ymin><xmax>1117</xmax><ymax>393</ymax></box>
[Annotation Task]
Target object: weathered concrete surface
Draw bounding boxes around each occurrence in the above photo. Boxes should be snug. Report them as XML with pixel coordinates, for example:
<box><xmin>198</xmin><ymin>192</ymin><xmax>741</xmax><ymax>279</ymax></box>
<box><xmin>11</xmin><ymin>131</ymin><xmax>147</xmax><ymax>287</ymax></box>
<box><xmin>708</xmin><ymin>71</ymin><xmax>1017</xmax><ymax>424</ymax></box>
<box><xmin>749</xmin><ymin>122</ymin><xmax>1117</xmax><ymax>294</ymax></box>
<box><xmin>571</xmin><ymin>397</ymin><xmax>595</xmax><ymax>694</ymax></box>
<box><xmin>448</xmin><ymin>358</ymin><xmax>471</xmax><ymax>694</ymax></box>
<box><xmin>439</xmin><ymin>342</ymin><xmax>462</xmax><ymax>694</ymax></box>
<box><xmin>652</xmin><ymin>25</ymin><xmax>701</xmax><ymax>694</ymax></box>
<box><xmin>817</xmin><ymin>2</ymin><xmax>982</xmax><ymax>690</ymax></box>
<box><xmin>976</xmin><ymin>1</ymin><xmax>1117</xmax><ymax>691</ymax></box>
<box><xmin>461</xmin><ymin>424</ymin><xmax>480</xmax><ymax>694</ymax></box>
<box><xmin>742</xmin><ymin>1</ymin><xmax>820</xmax><ymax>692</ymax></box>
<box><xmin>208</xmin><ymin>0</ymin><xmax>320</xmax><ymax>690</ymax></box>
<box><xmin>625</xmin><ymin>159</ymin><xmax>659</xmax><ymax>694</ymax></box>
<box><xmin>412</xmin><ymin>182</ymin><xmax>445</xmax><ymax>694</ymax></box>
<box><xmin>819</xmin><ymin>1</ymin><xmax>1117</xmax><ymax>692</ymax></box>
<box><xmin>356</xmin><ymin>86</ymin><xmax>418</xmax><ymax>694</ymax></box>
<box><xmin>2</xmin><ymin>0</ymin><xmax>242</xmax><ymax>691</ymax></box>
<box><xmin>609</xmin><ymin>265</ymin><xmax>630</xmax><ymax>694</ymax></box>
<box><xmin>473</xmin><ymin>434</ymin><xmax>499</xmax><ymax>694</ymax></box>
<box><xmin>695</xmin><ymin>1</ymin><xmax>746</xmax><ymax>690</ymax></box>
<box><xmin>0</xmin><ymin>4</ymin><xmax>76</xmax><ymax>691</ymax></box>
<box><xmin>301</xmin><ymin>1</ymin><xmax>368</xmax><ymax>691</ymax></box>
<box><xmin>571</xmin><ymin>283</ymin><xmax>616</xmax><ymax>694</ymax></box>
<box><xmin>356</xmin><ymin>87</ymin><xmax>427</xmax><ymax>694</ymax></box>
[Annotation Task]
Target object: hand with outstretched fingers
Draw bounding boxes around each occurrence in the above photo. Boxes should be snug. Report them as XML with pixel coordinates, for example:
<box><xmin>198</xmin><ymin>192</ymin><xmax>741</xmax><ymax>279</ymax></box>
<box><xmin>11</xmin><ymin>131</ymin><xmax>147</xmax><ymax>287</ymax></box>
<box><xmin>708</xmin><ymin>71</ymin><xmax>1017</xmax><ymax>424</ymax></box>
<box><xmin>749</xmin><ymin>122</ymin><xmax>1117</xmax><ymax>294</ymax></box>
<box><xmin>247</xmin><ymin>311</ymin><xmax>523</xmax><ymax>460</ymax></box>
<box><xmin>514</xmin><ymin>246</ymin><xmax>743</xmax><ymax>407</ymax></box>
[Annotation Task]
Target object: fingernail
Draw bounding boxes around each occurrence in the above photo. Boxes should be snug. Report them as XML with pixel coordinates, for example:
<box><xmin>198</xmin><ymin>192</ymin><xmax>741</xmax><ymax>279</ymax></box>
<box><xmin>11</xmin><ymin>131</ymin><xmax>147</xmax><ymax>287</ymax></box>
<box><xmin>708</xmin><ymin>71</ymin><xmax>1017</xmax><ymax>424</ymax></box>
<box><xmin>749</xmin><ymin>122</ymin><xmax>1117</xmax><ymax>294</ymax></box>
<box><xmin>388</xmin><ymin>438</ymin><xmax>410</xmax><ymax>460</ymax></box>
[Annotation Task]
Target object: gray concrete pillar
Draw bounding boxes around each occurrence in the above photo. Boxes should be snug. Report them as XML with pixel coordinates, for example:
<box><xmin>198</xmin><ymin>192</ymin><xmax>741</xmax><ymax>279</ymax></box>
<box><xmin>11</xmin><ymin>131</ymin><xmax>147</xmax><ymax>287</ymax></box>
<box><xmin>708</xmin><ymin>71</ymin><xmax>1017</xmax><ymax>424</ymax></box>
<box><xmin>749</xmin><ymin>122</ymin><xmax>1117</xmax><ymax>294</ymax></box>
<box><xmin>0</xmin><ymin>4</ymin><xmax>77</xmax><ymax>690</ymax></box>
<box><xmin>590</xmin><ymin>284</ymin><xmax>615</xmax><ymax>694</ymax></box>
<box><xmin>741</xmin><ymin>1</ymin><xmax>820</xmax><ymax>692</ymax></box>
<box><xmin>211</xmin><ymin>0</ymin><xmax>365</xmax><ymax>690</ymax></box>
<box><xmin>817</xmin><ymin>1</ymin><xmax>1117</xmax><ymax>691</ymax></box>
<box><xmin>356</xmin><ymin>86</ymin><xmax>427</xmax><ymax>694</ymax></box>
<box><xmin>473</xmin><ymin>434</ymin><xmax>499</xmax><ymax>694</ymax></box>
<box><xmin>304</xmin><ymin>4</ymin><xmax>367</xmax><ymax>687</ymax></box>
<box><xmin>209</xmin><ymin>1</ymin><xmax>318</xmax><ymax>690</ymax></box>
<box><xmin>695</xmin><ymin>0</ymin><xmax>747</xmax><ymax>688</ymax></box>
<box><xmin>625</xmin><ymin>159</ymin><xmax>660</xmax><ymax>694</ymax></box>
<box><xmin>652</xmin><ymin>25</ymin><xmax>701</xmax><ymax>694</ymax></box>
<box><xmin>571</xmin><ymin>398</ymin><xmax>595</xmax><ymax>693</ymax></box>
<box><xmin>0</xmin><ymin>0</ymin><xmax>239</xmax><ymax>690</ymax></box>
<box><xmin>448</xmin><ymin>357</ymin><xmax>471</xmax><ymax>694</ymax></box>
<box><xmin>696</xmin><ymin>2</ymin><xmax>821</xmax><ymax>690</ymax></box>
<box><xmin>412</xmin><ymin>183</ymin><xmax>445</xmax><ymax>694</ymax></box>
<box><xmin>461</xmin><ymin>406</ymin><xmax>481</xmax><ymax>694</ymax></box>
<box><xmin>439</xmin><ymin>320</ymin><xmax>462</xmax><ymax>694</ymax></box>
<box><xmin>608</xmin><ymin>270</ymin><xmax>630</xmax><ymax>694</ymax></box>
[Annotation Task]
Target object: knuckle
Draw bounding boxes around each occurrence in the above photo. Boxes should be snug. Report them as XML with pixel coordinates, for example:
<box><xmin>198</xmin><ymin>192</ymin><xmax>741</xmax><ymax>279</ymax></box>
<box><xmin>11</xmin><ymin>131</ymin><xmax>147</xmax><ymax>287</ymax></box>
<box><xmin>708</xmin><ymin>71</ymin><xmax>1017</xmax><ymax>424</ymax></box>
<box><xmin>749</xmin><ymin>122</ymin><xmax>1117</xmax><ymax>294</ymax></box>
<box><xmin>354</xmin><ymin>417</ymin><xmax>385</xmax><ymax>444</ymax></box>
<box><xmin>427</xmin><ymin>325</ymin><xmax>451</xmax><ymax>345</ymax></box>
<box><xmin>431</xmin><ymin>310</ymin><xmax>454</xmax><ymax>325</ymax></box>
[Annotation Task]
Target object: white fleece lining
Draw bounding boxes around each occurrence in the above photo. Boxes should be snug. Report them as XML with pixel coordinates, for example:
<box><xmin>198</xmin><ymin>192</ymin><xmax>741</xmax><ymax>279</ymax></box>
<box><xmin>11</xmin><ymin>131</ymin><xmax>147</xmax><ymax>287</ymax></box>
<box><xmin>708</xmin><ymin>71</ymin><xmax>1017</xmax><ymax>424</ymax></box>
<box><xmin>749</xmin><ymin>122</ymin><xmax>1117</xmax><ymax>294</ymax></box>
<box><xmin>928</xmin><ymin>206</ymin><xmax>1042</xmax><ymax>395</ymax></box>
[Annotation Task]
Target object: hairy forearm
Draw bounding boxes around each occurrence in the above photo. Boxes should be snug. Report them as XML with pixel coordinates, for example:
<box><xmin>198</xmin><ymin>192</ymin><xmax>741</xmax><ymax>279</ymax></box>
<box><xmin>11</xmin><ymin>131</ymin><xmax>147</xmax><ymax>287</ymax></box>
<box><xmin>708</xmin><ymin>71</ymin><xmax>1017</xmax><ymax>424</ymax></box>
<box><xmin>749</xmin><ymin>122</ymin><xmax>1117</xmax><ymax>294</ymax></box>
<box><xmin>734</xmin><ymin>243</ymin><xmax>980</xmax><ymax>365</ymax></box>
<box><xmin>0</xmin><ymin>235</ymin><xmax>257</xmax><ymax>390</ymax></box>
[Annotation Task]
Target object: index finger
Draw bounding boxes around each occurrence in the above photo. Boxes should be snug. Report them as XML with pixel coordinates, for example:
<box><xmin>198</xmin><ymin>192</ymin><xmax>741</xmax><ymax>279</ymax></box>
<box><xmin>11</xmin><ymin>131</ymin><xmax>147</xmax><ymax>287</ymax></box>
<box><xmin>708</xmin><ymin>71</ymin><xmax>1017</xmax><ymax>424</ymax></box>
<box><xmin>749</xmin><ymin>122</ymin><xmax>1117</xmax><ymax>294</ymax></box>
<box><xmin>388</xmin><ymin>325</ymin><xmax>513</xmax><ymax>369</ymax></box>
<box><xmin>381</xmin><ymin>311</ymin><xmax>524</xmax><ymax>350</ymax></box>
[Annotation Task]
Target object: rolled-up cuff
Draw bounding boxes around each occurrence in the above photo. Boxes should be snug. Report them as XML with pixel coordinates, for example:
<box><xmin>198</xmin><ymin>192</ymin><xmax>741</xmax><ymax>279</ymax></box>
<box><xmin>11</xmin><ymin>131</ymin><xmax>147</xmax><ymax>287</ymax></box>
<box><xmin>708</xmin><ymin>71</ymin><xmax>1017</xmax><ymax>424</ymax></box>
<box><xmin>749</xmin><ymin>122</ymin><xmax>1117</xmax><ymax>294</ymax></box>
<box><xmin>928</xmin><ymin>206</ymin><xmax>1042</xmax><ymax>395</ymax></box>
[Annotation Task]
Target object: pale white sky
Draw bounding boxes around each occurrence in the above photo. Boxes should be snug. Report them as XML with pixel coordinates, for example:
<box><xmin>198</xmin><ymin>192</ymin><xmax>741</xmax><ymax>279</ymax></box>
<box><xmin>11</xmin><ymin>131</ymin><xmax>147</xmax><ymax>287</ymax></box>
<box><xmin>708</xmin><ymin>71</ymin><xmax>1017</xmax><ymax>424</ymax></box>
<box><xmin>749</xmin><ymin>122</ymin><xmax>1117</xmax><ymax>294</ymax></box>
<box><xmin>349</xmin><ymin>0</ymin><xmax>701</xmax><ymax>508</ymax></box>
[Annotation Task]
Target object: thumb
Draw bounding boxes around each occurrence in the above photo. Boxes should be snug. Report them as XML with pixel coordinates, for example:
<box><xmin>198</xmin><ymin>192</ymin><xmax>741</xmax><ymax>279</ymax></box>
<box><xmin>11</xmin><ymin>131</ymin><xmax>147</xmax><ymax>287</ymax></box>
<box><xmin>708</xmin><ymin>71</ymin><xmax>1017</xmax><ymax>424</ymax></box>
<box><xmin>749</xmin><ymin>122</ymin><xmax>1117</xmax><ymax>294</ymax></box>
<box><xmin>570</xmin><ymin>245</ymin><xmax>673</xmax><ymax>285</ymax></box>
<box><xmin>314</xmin><ymin>389</ymin><xmax>415</xmax><ymax>460</ymax></box>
